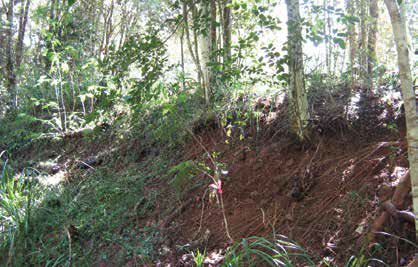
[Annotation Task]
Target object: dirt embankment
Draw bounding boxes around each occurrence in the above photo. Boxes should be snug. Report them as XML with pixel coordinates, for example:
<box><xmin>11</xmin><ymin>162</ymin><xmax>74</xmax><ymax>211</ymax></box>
<box><xmin>176</xmin><ymin>126</ymin><xmax>415</xmax><ymax>265</ymax></box>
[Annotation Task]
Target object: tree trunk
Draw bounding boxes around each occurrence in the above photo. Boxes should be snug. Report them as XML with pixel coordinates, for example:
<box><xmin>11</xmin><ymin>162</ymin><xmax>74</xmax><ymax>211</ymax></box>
<box><xmin>346</xmin><ymin>0</ymin><xmax>357</xmax><ymax>90</ymax></box>
<box><xmin>367</xmin><ymin>0</ymin><xmax>378</xmax><ymax>90</ymax></box>
<box><xmin>6</xmin><ymin>0</ymin><xmax>16</xmax><ymax>109</ymax></box>
<box><xmin>359</xmin><ymin>0</ymin><xmax>368</xmax><ymax>89</ymax></box>
<box><xmin>199</xmin><ymin>1</ymin><xmax>212</xmax><ymax>106</ymax></box>
<box><xmin>323</xmin><ymin>0</ymin><xmax>330</xmax><ymax>75</ymax></box>
<box><xmin>44</xmin><ymin>0</ymin><xmax>56</xmax><ymax>71</ymax></box>
<box><xmin>104</xmin><ymin>0</ymin><xmax>114</xmax><ymax>57</ymax></box>
<box><xmin>183</xmin><ymin>1</ymin><xmax>204</xmax><ymax>89</ymax></box>
<box><xmin>223</xmin><ymin>0</ymin><xmax>232</xmax><ymax>69</ymax></box>
<box><xmin>209</xmin><ymin>0</ymin><xmax>217</xmax><ymax>94</ymax></box>
<box><xmin>384</xmin><ymin>0</ymin><xmax>418</xmax><ymax>240</ymax></box>
<box><xmin>16</xmin><ymin>0</ymin><xmax>31</xmax><ymax>69</ymax></box>
<box><xmin>286</xmin><ymin>0</ymin><xmax>309</xmax><ymax>141</ymax></box>
<box><xmin>180</xmin><ymin>28</ymin><xmax>185</xmax><ymax>91</ymax></box>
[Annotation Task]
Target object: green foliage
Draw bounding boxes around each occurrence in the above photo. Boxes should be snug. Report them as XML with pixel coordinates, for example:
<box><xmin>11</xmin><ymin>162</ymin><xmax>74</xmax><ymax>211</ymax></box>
<box><xmin>68</xmin><ymin>0</ymin><xmax>77</xmax><ymax>7</ymax></box>
<box><xmin>9</xmin><ymin>153</ymin><xmax>174</xmax><ymax>265</ymax></box>
<box><xmin>0</xmin><ymin>159</ymin><xmax>39</xmax><ymax>265</ymax></box>
<box><xmin>101</xmin><ymin>31</ymin><xmax>168</xmax><ymax>110</ymax></box>
<box><xmin>192</xmin><ymin>249</ymin><xmax>206</xmax><ymax>267</ymax></box>
<box><xmin>223</xmin><ymin>236</ymin><xmax>314</xmax><ymax>267</ymax></box>
<box><xmin>0</xmin><ymin>113</ymin><xmax>44</xmax><ymax>151</ymax></box>
<box><xmin>168</xmin><ymin>160</ymin><xmax>202</xmax><ymax>198</ymax></box>
<box><xmin>134</xmin><ymin>88</ymin><xmax>204</xmax><ymax>147</ymax></box>
<box><xmin>305</xmin><ymin>4</ymin><xmax>351</xmax><ymax>49</ymax></box>
<box><xmin>220</xmin><ymin>1</ymin><xmax>286</xmax><ymax>87</ymax></box>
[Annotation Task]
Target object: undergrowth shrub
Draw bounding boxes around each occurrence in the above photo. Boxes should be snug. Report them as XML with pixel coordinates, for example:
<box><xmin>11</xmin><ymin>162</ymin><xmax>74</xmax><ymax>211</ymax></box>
<box><xmin>168</xmin><ymin>160</ymin><xmax>203</xmax><ymax>199</ymax></box>
<box><xmin>132</xmin><ymin>90</ymin><xmax>205</xmax><ymax>147</ymax></box>
<box><xmin>0</xmin><ymin>113</ymin><xmax>44</xmax><ymax>151</ymax></box>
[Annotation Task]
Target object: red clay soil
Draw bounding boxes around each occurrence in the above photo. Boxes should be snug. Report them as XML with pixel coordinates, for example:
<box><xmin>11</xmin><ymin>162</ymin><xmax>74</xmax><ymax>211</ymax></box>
<box><xmin>178</xmin><ymin>127</ymin><xmax>415</xmax><ymax>265</ymax></box>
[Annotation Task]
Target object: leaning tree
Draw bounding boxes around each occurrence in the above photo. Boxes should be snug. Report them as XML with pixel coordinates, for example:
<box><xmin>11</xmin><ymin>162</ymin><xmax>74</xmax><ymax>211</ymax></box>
<box><xmin>384</xmin><ymin>0</ymin><xmax>418</xmax><ymax>239</ymax></box>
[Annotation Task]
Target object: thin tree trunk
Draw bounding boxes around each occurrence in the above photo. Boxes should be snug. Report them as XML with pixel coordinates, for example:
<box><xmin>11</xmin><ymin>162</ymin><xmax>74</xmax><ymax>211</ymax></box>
<box><xmin>104</xmin><ymin>0</ymin><xmax>114</xmax><ymax>57</ymax></box>
<box><xmin>384</xmin><ymin>0</ymin><xmax>418</xmax><ymax>240</ymax></box>
<box><xmin>209</xmin><ymin>0</ymin><xmax>217</xmax><ymax>95</ymax></box>
<box><xmin>359</xmin><ymin>0</ymin><xmax>368</xmax><ymax>89</ymax></box>
<box><xmin>44</xmin><ymin>0</ymin><xmax>56</xmax><ymax>71</ymax></box>
<box><xmin>367</xmin><ymin>0</ymin><xmax>378</xmax><ymax>90</ymax></box>
<box><xmin>323</xmin><ymin>0</ymin><xmax>329</xmax><ymax>74</ymax></box>
<box><xmin>223</xmin><ymin>0</ymin><xmax>232</xmax><ymax>69</ymax></box>
<box><xmin>16</xmin><ymin>0</ymin><xmax>30</xmax><ymax>69</ymax></box>
<box><xmin>191</xmin><ymin>3</ymin><xmax>203</xmax><ymax>89</ymax></box>
<box><xmin>286</xmin><ymin>0</ymin><xmax>309</xmax><ymax>141</ymax></box>
<box><xmin>199</xmin><ymin>1</ymin><xmax>211</xmax><ymax>106</ymax></box>
<box><xmin>94</xmin><ymin>0</ymin><xmax>104</xmax><ymax>57</ymax></box>
<box><xmin>183</xmin><ymin>1</ymin><xmax>204</xmax><ymax>88</ymax></box>
<box><xmin>118</xmin><ymin>4</ymin><xmax>126</xmax><ymax>49</ymax></box>
<box><xmin>180</xmin><ymin>28</ymin><xmax>185</xmax><ymax>91</ymax></box>
<box><xmin>58</xmin><ymin>67</ymin><xmax>67</xmax><ymax>132</ymax></box>
<box><xmin>6</xmin><ymin>0</ymin><xmax>16</xmax><ymax>109</ymax></box>
<box><xmin>346</xmin><ymin>0</ymin><xmax>357</xmax><ymax>90</ymax></box>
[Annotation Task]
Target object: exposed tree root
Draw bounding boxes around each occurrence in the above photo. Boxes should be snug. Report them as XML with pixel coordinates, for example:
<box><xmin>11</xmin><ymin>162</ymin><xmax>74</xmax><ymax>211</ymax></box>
<box><xmin>368</xmin><ymin>170</ymin><xmax>413</xmax><ymax>245</ymax></box>
<box><xmin>382</xmin><ymin>201</ymin><xmax>416</xmax><ymax>223</ymax></box>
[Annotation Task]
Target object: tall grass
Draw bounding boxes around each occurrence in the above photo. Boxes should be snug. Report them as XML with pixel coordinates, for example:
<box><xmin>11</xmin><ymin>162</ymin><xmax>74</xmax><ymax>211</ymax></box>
<box><xmin>222</xmin><ymin>236</ymin><xmax>314</xmax><ymax>267</ymax></box>
<box><xmin>0</xmin><ymin>152</ymin><xmax>38</xmax><ymax>265</ymax></box>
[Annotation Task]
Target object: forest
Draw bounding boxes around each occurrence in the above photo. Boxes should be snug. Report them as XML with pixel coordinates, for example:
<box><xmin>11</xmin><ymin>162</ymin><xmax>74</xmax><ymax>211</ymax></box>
<box><xmin>0</xmin><ymin>0</ymin><xmax>416</xmax><ymax>266</ymax></box>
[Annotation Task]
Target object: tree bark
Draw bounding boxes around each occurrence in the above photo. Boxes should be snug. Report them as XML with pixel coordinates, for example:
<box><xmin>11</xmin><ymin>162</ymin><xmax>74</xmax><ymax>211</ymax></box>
<box><xmin>16</xmin><ymin>0</ymin><xmax>31</xmax><ymax>69</ymax></box>
<box><xmin>6</xmin><ymin>0</ymin><xmax>16</xmax><ymax>109</ymax></box>
<box><xmin>384</xmin><ymin>0</ymin><xmax>418</xmax><ymax>240</ymax></box>
<box><xmin>183</xmin><ymin>1</ymin><xmax>204</xmax><ymax>89</ymax></box>
<box><xmin>223</xmin><ymin>0</ymin><xmax>232</xmax><ymax>69</ymax></box>
<box><xmin>209</xmin><ymin>0</ymin><xmax>217</xmax><ymax>93</ymax></box>
<box><xmin>199</xmin><ymin>1</ymin><xmax>212</xmax><ymax>106</ymax></box>
<box><xmin>359</xmin><ymin>0</ymin><xmax>368</xmax><ymax>89</ymax></box>
<box><xmin>367</xmin><ymin>0</ymin><xmax>378</xmax><ymax>90</ymax></box>
<box><xmin>323</xmin><ymin>0</ymin><xmax>330</xmax><ymax>75</ymax></box>
<box><xmin>346</xmin><ymin>0</ymin><xmax>357</xmax><ymax>90</ymax></box>
<box><xmin>180</xmin><ymin>27</ymin><xmax>185</xmax><ymax>91</ymax></box>
<box><xmin>285</xmin><ymin>0</ymin><xmax>309</xmax><ymax>141</ymax></box>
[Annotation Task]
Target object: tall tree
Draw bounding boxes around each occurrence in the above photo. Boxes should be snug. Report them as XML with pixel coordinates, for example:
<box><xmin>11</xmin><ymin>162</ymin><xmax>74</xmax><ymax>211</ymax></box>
<box><xmin>286</xmin><ymin>0</ymin><xmax>309</xmax><ymax>141</ymax></box>
<box><xmin>384</xmin><ymin>0</ymin><xmax>418</xmax><ymax>239</ymax></box>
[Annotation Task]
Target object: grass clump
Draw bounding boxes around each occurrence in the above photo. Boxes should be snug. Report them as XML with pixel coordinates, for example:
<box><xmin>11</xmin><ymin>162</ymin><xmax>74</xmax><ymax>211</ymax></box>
<box><xmin>0</xmin><ymin>155</ymin><xmax>40</xmax><ymax>265</ymax></box>
<box><xmin>222</xmin><ymin>236</ymin><xmax>314</xmax><ymax>267</ymax></box>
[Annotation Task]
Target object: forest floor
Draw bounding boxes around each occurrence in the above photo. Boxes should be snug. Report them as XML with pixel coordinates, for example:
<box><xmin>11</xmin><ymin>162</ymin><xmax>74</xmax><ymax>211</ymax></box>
<box><xmin>3</xmin><ymin>92</ymin><xmax>417</xmax><ymax>266</ymax></box>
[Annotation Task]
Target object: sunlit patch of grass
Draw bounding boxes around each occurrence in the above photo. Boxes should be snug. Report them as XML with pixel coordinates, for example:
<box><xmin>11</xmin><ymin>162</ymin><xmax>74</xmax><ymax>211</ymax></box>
<box><xmin>25</xmin><ymin>154</ymin><xmax>173</xmax><ymax>265</ymax></box>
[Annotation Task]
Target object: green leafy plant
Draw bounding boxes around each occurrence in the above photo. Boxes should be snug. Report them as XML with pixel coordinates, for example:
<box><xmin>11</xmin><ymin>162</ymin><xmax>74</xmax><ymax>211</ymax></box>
<box><xmin>192</xmin><ymin>249</ymin><xmax>206</xmax><ymax>267</ymax></box>
<box><xmin>168</xmin><ymin>160</ymin><xmax>202</xmax><ymax>198</ymax></box>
